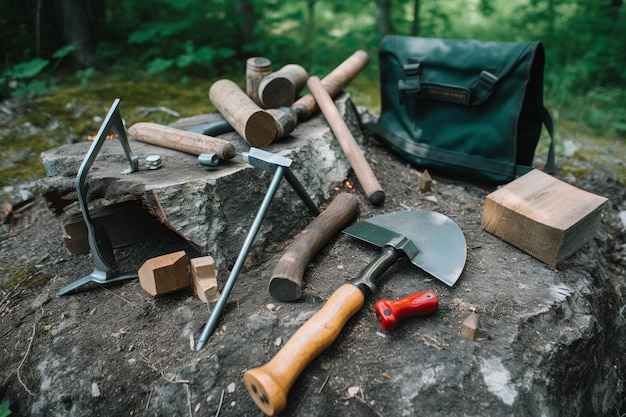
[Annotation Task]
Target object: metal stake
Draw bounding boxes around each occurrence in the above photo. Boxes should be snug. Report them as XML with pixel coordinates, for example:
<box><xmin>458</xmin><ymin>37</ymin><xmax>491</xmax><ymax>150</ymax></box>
<box><xmin>196</xmin><ymin>148</ymin><xmax>319</xmax><ymax>350</ymax></box>
<box><xmin>59</xmin><ymin>99</ymin><xmax>139</xmax><ymax>296</ymax></box>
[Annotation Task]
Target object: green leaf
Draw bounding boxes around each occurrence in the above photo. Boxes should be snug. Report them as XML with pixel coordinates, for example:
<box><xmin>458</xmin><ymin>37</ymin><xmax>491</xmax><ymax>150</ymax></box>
<box><xmin>192</xmin><ymin>47</ymin><xmax>216</xmax><ymax>64</ymax></box>
<box><xmin>128</xmin><ymin>21</ymin><xmax>191</xmax><ymax>44</ymax></box>
<box><xmin>146</xmin><ymin>58</ymin><xmax>174</xmax><ymax>74</ymax></box>
<box><xmin>52</xmin><ymin>45</ymin><xmax>76</xmax><ymax>59</ymax></box>
<box><xmin>217</xmin><ymin>48</ymin><xmax>235</xmax><ymax>59</ymax></box>
<box><xmin>176</xmin><ymin>54</ymin><xmax>194</xmax><ymax>68</ymax></box>
<box><xmin>11</xmin><ymin>59</ymin><xmax>49</xmax><ymax>79</ymax></box>
<box><xmin>0</xmin><ymin>399</ymin><xmax>11</xmax><ymax>417</ymax></box>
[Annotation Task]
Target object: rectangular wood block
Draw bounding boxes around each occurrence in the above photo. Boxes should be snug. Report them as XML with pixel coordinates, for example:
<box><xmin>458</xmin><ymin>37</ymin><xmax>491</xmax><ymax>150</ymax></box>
<box><xmin>190</xmin><ymin>256</ymin><xmax>220</xmax><ymax>303</ymax></box>
<box><xmin>138</xmin><ymin>251</ymin><xmax>190</xmax><ymax>296</ymax></box>
<box><xmin>190</xmin><ymin>256</ymin><xmax>216</xmax><ymax>278</ymax></box>
<box><xmin>62</xmin><ymin>200</ymin><xmax>166</xmax><ymax>255</ymax></box>
<box><xmin>481</xmin><ymin>170</ymin><xmax>608</xmax><ymax>267</ymax></box>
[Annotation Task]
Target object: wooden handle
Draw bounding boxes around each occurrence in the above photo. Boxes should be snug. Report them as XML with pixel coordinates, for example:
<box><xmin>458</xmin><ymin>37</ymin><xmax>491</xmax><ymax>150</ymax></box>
<box><xmin>307</xmin><ymin>76</ymin><xmax>385</xmax><ymax>206</ymax></box>
<box><xmin>291</xmin><ymin>50</ymin><xmax>369</xmax><ymax>122</ymax></box>
<box><xmin>259</xmin><ymin>64</ymin><xmax>309</xmax><ymax>108</ymax></box>
<box><xmin>244</xmin><ymin>283</ymin><xmax>365</xmax><ymax>416</ymax></box>
<box><xmin>209</xmin><ymin>79</ymin><xmax>278</xmax><ymax>147</ymax></box>
<box><xmin>127</xmin><ymin>122</ymin><xmax>236</xmax><ymax>160</ymax></box>
<box><xmin>269</xmin><ymin>193</ymin><xmax>359</xmax><ymax>301</ymax></box>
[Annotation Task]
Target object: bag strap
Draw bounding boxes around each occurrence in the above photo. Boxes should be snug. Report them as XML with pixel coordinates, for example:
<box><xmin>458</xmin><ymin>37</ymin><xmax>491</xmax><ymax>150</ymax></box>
<box><xmin>515</xmin><ymin>106</ymin><xmax>556</xmax><ymax>177</ymax></box>
<box><xmin>367</xmin><ymin>121</ymin><xmax>521</xmax><ymax>178</ymax></box>
<box><xmin>398</xmin><ymin>64</ymin><xmax>500</xmax><ymax>106</ymax></box>
<box><xmin>367</xmin><ymin>106</ymin><xmax>556</xmax><ymax>181</ymax></box>
<box><xmin>397</xmin><ymin>44</ymin><xmax>533</xmax><ymax>106</ymax></box>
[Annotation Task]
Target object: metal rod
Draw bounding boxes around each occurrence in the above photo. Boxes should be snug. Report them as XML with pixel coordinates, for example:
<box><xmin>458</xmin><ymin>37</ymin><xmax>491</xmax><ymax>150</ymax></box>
<box><xmin>284</xmin><ymin>168</ymin><xmax>320</xmax><ymax>217</ymax></box>
<box><xmin>196</xmin><ymin>166</ymin><xmax>286</xmax><ymax>350</ymax></box>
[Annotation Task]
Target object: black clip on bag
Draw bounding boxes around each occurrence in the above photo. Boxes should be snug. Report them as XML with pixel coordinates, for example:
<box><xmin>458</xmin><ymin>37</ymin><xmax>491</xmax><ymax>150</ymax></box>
<box><xmin>367</xmin><ymin>35</ymin><xmax>556</xmax><ymax>184</ymax></box>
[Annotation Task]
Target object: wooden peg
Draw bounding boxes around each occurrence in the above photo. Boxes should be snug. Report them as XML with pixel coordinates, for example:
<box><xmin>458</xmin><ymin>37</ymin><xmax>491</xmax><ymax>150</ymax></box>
<box><xmin>419</xmin><ymin>169</ymin><xmax>432</xmax><ymax>193</ymax></box>
<box><xmin>461</xmin><ymin>312</ymin><xmax>479</xmax><ymax>341</ymax></box>
<box><xmin>190</xmin><ymin>256</ymin><xmax>220</xmax><ymax>303</ymax></box>
<box><xmin>138</xmin><ymin>251</ymin><xmax>190</xmax><ymax>296</ymax></box>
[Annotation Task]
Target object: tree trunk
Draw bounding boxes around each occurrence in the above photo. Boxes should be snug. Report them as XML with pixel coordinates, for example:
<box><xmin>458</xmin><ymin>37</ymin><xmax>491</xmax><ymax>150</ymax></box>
<box><xmin>411</xmin><ymin>0</ymin><xmax>420</xmax><ymax>36</ymax></box>
<box><xmin>56</xmin><ymin>0</ymin><xmax>96</xmax><ymax>67</ymax></box>
<box><xmin>234</xmin><ymin>0</ymin><xmax>258</xmax><ymax>44</ymax></box>
<box><xmin>607</xmin><ymin>0</ymin><xmax>623</xmax><ymax>19</ymax></box>
<box><xmin>376</xmin><ymin>0</ymin><xmax>394</xmax><ymax>35</ymax></box>
<box><xmin>305</xmin><ymin>0</ymin><xmax>316</xmax><ymax>44</ymax></box>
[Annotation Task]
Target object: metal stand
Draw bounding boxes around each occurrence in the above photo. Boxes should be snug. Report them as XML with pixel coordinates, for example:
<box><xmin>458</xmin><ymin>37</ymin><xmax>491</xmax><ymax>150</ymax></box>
<box><xmin>196</xmin><ymin>148</ymin><xmax>319</xmax><ymax>350</ymax></box>
<box><xmin>58</xmin><ymin>99</ymin><xmax>139</xmax><ymax>296</ymax></box>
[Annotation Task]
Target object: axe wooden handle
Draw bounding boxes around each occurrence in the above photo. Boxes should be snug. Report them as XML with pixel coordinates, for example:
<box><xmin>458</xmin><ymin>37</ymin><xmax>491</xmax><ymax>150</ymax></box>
<box><xmin>291</xmin><ymin>50</ymin><xmax>369</xmax><ymax>122</ymax></box>
<box><xmin>268</xmin><ymin>192</ymin><xmax>359</xmax><ymax>302</ymax></box>
<box><xmin>244</xmin><ymin>283</ymin><xmax>365</xmax><ymax>416</ymax></box>
<box><xmin>307</xmin><ymin>76</ymin><xmax>385</xmax><ymax>206</ymax></box>
<box><xmin>127</xmin><ymin>122</ymin><xmax>236</xmax><ymax>160</ymax></box>
<box><xmin>209</xmin><ymin>79</ymin><xmax>278</xmax><ymax>147</ymax></box>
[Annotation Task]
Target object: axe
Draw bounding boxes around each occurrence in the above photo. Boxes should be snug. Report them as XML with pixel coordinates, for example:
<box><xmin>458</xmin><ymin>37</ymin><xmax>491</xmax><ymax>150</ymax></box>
<box><xmin>243</xmin><ymin>210</ymin><xmax>467</xmax><ymax>416</ymax></box>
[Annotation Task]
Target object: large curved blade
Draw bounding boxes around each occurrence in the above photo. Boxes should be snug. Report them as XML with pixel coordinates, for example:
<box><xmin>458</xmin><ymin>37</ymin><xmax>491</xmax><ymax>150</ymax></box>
<box><xmin>343</xmin><ymin>210</ymin><xmax>466</xmax><ymax>286</ymax></box>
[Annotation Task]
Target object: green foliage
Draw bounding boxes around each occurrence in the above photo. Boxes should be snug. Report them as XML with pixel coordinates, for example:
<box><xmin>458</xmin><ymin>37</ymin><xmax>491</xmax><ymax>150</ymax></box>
<box><xmin>0</xmin><ymin>399</ymin><xmax>11</xmax><ymax>417</ymax></box>
<box><xmin>0</xmin><ymin>58</ymin><xmax>48</xmax><ymax>97</ymax></box>
<box><xmin>0</xmin><ymin>0</ymin><xmax>624</xmax><ymax>135</ymax></box>
<box><xmin>0</xmin><ymin>45</ymin><xmax>75</xmax><ymax>98</ymax></box>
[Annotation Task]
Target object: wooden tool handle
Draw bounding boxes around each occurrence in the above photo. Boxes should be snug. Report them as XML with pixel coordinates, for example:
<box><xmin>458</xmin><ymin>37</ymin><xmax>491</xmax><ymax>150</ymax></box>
<box><xmin>209</xmin><ymin>79</ymin><xmax>278</xmax><ymax>147</ymax></box>
<box><xmin>291</xmin><ymin>50</ymin><xmax>369</xmax><ymax>122</ymax></box>
<box><xmin>269</xmin><ymin>193</ymin><xmax>359</xmax><ymax>302</ymax></box>
<box><xmin>307</xmin><ymin>76</ymin><xmax>385</xmax><ymax>206</ymax></box>
<box><xmin>259</xmin><ymin>64</ymin><xmax>308</xmax><ymax>108</ymax></box>
<box><xmin>244</xmin><ymin>283</ymin><xmax>365</xmax><ymax>416</ymax></box>
<box><xmin>127</xmin><ymin>122</ymin><xmax>236</xmax><ymax>160</ymax></box>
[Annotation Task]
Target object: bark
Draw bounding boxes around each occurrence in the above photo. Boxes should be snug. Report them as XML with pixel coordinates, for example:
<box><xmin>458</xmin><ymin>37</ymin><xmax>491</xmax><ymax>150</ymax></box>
<box><xmin>234</xmin><ymin>0</ymin><xmax>258</xmax><ymax>44</ymax></box>
<box><xmin>306</xmin><ymin>0</ymin><xmax>316</xmax><ymax>44</ymax></box>
<box><xmin>607</xmin><ymin>0</ymin><xmax>623</xmax><ymax>19</ymax></box>
<box><xmin>56</xmin><ymin>0</ymin><xmax>96</xmax><ymax>67</ymax></box>
<box><xmin>376</xmin><ymin>0</ymin><xmax>394</xmax><ymax>35</ymax></box>
<box><xmin>411</xmin><ymin>0</ymin><xmax>420</xmax><ymax>36</ymax></box>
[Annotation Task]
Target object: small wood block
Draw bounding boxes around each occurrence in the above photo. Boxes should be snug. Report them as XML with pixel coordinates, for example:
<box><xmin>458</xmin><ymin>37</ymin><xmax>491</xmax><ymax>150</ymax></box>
<box><xmin>190</xmin><ymin>256</ymin><xmax>220</xmax><ymax>303</ymax></box>
<box><xmin>481</xmin><ymin>170</ymin><xmax>608</xmax><ymax>267</ymax></box>
<box><xmin>461</xmin><ymin>312</ymin><xmax>479</xmax><ymax>341</ymax></box>
<box><xmin>138</xmin><ymin>251</ymin><xmax>190</xmax><ymax>296</ymax></box>
<box><xmin>419</xmin><ymin>169</ymin><xmax>432</xmax><ymax>193</ymax></box>
<box><xmin>190</xmin><ymin>256</ymin><xmax>216</xmax><ymax>278</ymax></box>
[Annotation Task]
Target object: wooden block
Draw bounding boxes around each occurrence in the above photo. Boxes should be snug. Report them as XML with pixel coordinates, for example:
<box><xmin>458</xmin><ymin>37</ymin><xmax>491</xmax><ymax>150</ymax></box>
<box><xmin>138</xmin><ymin>251</ymin><xmax>190</xmax><ymax>296</ymax></box>
<box><xmin>62</xmin><ymin>200</ymin><xmax>166</xmax><ymax>255</ymax></box>
<box><xmin>190</xmin><ymin>256</ymin><xmax>216</xmax><ymax>278</ymax></box>
<box><xmin>461</xmin><ymin>312</ymin><xmax>479</xmax><ymax>341</ymax></box>
<box><xmin>481</xmin><ymin>170</ymin><xmax>608</xmax><ymax>267</ymax></box>
<box><xmin>190</xmin><ymin>256</ymin><xmax>220</xmax><ymax>303</ymax></box>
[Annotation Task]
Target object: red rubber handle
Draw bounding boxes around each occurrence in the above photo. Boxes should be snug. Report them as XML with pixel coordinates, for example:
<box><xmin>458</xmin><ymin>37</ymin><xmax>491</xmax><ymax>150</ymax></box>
<box><xmin>375</xmin><ymin>290</ymin><xmax>438</xmax><ymax>331</ymax></box>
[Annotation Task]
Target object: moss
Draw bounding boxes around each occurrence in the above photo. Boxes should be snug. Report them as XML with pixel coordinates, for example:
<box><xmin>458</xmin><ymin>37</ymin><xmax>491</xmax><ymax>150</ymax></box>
<box><xmin>0</xmin><ymin>76</ymin><xmax>222</xmax><ymax>188</ymax></box>
<box><xmin>1</xmin><ymin>263</ymin><xmax>50</xmax><ymax>291</ymax></box>
<box><xmin>554</xmin><ymin>121</ymin><xmax>626</xmax><ymax>186</ymax></box>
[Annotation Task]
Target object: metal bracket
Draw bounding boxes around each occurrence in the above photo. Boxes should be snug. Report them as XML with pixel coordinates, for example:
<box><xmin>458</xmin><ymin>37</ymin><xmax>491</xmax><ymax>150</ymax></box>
<box><xmin>59</xmin><ymin>99</ymin><xmax>139</xmax><ymax>296</ymax></box>
<box><xmin>196</xmin><ymin>147</ymin><xmax>319</xmax><ymax>350</ymax></box>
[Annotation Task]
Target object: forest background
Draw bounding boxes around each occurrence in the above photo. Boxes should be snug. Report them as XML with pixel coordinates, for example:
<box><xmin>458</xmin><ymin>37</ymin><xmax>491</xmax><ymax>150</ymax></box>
<box><xmin>0</xmin><ymin>0</ymin><xmax>624</xmax><ymax>186</ymax></box>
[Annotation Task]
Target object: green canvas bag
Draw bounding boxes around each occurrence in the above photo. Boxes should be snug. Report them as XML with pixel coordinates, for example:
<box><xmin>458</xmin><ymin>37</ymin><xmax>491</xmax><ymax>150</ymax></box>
<box><xmin>367</xmin><ymin>35</ymin><xmax>555</xmax><ymax>184</ymax></box>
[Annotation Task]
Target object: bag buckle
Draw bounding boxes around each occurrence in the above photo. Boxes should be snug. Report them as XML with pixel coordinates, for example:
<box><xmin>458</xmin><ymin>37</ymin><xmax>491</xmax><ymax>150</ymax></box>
<box><xmin>471</xmin><ymin>70</ymin><xmax>499</xmax><ymax>104</ymax></box>
<box><xmin>398</xmin><ymin>62</ymin><xmax>421</xmax><ymax>102</ymax></box>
